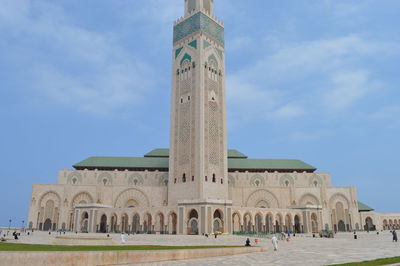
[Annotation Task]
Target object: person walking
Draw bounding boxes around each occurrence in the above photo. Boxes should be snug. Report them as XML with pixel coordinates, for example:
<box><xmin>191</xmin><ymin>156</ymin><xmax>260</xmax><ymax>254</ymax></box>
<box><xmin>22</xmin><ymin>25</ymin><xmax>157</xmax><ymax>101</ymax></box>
<box><xmin>392</xmin><ymin>230</ymin><xmax>398</xmax><ymax>242</ymax></box>
<box><xmin>120</xmin><ymin>233</ymin><xmax>126</xmax><ymax>244</ymax></box>
<box><xmin>271</xmin><ymin>235</ymin><xmax>278</xmax><ymax>251</ymax></box>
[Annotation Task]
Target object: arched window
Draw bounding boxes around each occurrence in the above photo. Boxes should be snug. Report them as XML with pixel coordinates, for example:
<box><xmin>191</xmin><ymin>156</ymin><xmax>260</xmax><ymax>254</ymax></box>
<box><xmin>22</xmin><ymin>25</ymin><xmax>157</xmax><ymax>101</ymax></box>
<box><xmin>212</xmin><ymin>174</ymin><xmax>216</xmax><ymax>183</ymax></box>
<box><xmin>182</xmin><ymin>174</ymin><xmax>186</xmax><ymax>183</ymax></box>
<box><xmin>189</xmin><ymin>209</ymin><xmax>198</xmax><ymax>219</ymax></box>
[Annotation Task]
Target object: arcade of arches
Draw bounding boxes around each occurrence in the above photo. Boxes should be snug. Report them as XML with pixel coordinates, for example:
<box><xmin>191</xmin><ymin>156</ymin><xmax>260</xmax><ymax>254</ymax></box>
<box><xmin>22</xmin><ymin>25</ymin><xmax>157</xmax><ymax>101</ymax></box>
<box><xmin>29</xmin><ymin>188</ymin><xmax>400</xmax><ymax>235</ymax></box>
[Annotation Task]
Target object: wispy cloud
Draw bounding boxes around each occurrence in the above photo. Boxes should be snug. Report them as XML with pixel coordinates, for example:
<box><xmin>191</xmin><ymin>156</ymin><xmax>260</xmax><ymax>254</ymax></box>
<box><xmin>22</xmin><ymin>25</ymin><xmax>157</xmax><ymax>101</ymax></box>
<box><xmin>322</xmin><ymin>70</ymin><xmax>375</xmax><ymax>110</ymax></box>
<box><xmin>0</xmin><ymin>0</ymin><xmax>156</xmax><ymax>116</ymax></box>
<box><xmin>227</xmin><ymin>35</ymin><xmax>396</xmax><ymax>124</ymax></box>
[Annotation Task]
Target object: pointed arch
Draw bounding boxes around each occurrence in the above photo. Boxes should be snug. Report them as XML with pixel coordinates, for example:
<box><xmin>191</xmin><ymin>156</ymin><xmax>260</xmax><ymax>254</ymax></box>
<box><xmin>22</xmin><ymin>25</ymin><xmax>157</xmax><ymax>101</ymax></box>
<box><xmin>299</xmin><ymin>193</ymin><xmax>320</xmax><ymax>206</ymax></box>
<box><xmin>114</xmin><ymin>188</ymin><xmax>149</xmax><ymax>208</ymax></box>
<box><xmin>71</xmin><ymin>192</ymin><xmax>94</xmax><ymax>208</ymax></box>
<box><xmin>246</xmin><ymin>189</ymin><xmax>279</xmax><ymax>208</ymax></box>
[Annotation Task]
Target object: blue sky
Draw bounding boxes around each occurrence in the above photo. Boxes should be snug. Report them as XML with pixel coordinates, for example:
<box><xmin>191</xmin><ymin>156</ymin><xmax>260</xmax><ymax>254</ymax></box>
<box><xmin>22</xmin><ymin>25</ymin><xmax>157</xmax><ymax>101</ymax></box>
<box><xmin>0</xmin><ymin>0</ymin><xmax>399</xmax><ymax>227</ymax></box>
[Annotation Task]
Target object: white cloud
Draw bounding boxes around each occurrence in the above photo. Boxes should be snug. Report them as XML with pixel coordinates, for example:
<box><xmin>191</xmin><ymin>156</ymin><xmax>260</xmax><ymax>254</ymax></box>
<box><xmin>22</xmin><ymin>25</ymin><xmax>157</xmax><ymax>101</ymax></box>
<box><xmin>266</xmin><ymin>104</ymin><xmax>305</xmax><ymax>119</ymax></box>
<box><xmin>322</xmin><ymin>70</ymin><xmax>373</xmax><ymax>110</ymax></box>
<box><xmin>322</xmin><ymin>0</ymin><xmax>376</xmax><ymax>17</ymax></box>
<box><xmin>227</xmin><ymin>35</ymin><xmax>396</xmax><ymax>122</ymax></box>
<box><xmin>0</xmin><ymin>0</ymin><xmax>155</xmax><ymax>116</ymax></box>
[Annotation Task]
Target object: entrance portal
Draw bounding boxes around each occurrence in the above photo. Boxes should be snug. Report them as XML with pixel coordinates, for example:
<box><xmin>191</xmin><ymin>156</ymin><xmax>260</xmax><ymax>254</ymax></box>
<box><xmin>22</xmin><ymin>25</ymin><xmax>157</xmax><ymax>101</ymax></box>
<box><xmin>43</xmin><ymin>219</ymin><xmax>52</xmax><ymax>231</ymax></box>
<box><xmin>338</xmin><ymin>220</ymin><xmax>346</xmax><ymax>232</ymax></box>
<box><xmin>190</xmin><ymin>219</ymin><xmax>198</xmax><ymax>235</ymax></box>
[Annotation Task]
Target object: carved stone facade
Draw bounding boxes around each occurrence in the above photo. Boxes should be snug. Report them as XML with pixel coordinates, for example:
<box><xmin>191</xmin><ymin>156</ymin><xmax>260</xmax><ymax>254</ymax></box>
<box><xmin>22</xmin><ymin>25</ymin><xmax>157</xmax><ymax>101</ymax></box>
<box><xmin>27</xmin><ymin>0</ymin><xmax>400</xmax><ymax>234</ymax></box>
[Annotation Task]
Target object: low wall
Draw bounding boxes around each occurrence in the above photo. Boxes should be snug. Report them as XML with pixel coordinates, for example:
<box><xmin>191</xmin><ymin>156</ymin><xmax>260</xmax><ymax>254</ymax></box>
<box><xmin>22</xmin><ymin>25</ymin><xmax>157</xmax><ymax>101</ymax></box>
<box><xmin>0</xmin><ymin>247</ymin><xmax>266</xmax><ymax>266</ymax></box>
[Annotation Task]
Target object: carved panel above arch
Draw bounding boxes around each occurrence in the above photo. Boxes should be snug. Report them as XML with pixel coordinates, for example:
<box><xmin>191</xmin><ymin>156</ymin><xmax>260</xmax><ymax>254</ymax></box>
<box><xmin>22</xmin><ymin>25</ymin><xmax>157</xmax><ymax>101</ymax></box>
<box><xmin>329</xmin><ymin>193</ymin><xmax>350</xmax><ymax>209</ymax></box>
<box><xmin>246</xmin><ymin>189</ymin><xmax>279</xmax><ymax>208</ymax></box>
<box><xmin>299</xmin><ymin>193</ymin><xmax>320</xmax><ymax>206</ymax></box>
<box><xmin>114</xmin><ymin>188</ymin><xmax>150</xmax><ymax>208</ymax></box>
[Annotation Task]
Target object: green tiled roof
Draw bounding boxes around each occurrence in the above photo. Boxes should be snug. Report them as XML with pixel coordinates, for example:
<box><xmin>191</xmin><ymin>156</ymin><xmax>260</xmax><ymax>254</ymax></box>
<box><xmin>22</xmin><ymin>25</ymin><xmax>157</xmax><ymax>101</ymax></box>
<box><xmin>228</xmin><ymin>158</ymin><xmax>315</xmax><ymax>171</ymax></box>
<box><xmin>73</xmin><ymin>156</ymin><xmax>169</xmax><ymax>169</ymax></box>
<box><xmin>358</xmin><ymin>201</ymin><xmax>374</xmax><ymax>212</ymax></box>
<box><xmin>74</xmin><ymin>149</ymin><xmax>316</xmax><ymax>172</ymax></box>
<box><xmin>144</xmin><ymin>149</ymin><xmax>248</xmax><ymax>159</ymax></box>
<box><xmin>227</xmin><ymin>150</ymin><xmax>248</xmax><ymax>159</ymax></box>
<box><xmin>144</xmin><ymin>149</ymin><xmax>170</xmax><ymax>158</ymax></box>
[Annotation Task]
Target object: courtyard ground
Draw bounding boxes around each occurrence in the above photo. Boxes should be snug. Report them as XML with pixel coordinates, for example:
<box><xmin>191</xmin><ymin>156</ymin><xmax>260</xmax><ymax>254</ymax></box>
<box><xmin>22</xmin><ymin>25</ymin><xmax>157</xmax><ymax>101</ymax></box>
<box><xmin>1</xmin><ymin>230</ymin><xmax>399</xmax><ymax>265</ymax></box>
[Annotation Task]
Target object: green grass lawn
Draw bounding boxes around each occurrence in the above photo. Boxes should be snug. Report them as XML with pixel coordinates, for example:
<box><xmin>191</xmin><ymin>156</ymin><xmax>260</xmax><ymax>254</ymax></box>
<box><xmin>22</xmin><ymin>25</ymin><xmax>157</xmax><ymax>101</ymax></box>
<box><xmin>331</xmin><ymin>256</ymin><xmax>400</xmax><ymax>266</ymax></box>
<box><xmin>0</xmin><ymin>242</ymin><xmax>241</xmax><ymax>252</ymax></box>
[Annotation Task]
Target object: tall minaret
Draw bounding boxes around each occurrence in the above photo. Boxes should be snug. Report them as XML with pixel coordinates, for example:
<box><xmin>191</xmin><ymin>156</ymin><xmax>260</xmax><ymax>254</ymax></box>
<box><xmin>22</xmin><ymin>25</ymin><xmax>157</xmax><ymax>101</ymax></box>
<box><xmin>168</xmin><ymin>0</ymin><xmax>228</xmax><ymax>210</ymax></box>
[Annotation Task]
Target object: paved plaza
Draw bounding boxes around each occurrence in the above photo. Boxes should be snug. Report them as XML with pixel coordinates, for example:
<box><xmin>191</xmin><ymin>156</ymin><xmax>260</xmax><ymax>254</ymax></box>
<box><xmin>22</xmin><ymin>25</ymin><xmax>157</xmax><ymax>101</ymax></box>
<box><xmin>2</xmin><ymin>230</ymin><xmax>400</xmax><ymax>265</ymax></box>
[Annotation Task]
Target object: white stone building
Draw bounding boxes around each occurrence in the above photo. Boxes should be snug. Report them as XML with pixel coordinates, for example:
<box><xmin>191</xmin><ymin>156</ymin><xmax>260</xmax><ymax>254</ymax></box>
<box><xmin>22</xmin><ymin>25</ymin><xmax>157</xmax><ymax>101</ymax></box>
<box><xmin>27</xmin><ymin>0</ymin><xmax>400</xmax><ymax>235</ymax></box>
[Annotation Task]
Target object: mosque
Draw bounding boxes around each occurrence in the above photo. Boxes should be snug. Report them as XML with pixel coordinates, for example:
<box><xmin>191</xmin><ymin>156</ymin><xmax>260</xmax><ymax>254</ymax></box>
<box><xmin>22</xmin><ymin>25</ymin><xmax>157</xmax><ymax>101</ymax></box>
<box><xmin>27</xmin><ymin>0</ymin><xmax>400</xmax><ymax>235</ymax></box>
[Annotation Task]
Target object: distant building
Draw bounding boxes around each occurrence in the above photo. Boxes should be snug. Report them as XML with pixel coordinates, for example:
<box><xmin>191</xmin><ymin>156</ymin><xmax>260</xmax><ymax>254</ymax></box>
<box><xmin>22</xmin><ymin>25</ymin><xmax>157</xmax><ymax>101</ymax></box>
<box><xmin>27</xmin><ymin>0</ymin><xmax>400</xmax><ymax>234</ymax></box>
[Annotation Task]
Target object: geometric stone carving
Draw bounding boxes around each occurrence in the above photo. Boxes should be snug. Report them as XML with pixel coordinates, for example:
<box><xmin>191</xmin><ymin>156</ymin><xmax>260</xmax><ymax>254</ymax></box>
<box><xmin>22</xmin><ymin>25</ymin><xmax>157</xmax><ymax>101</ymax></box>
<box><xmin>250</xmin><ymin>174</ymin><xmax>265</xmax><ymax>187</ymax></box>
<box><xmin>114</xmin><ymin>188</ymin><xmax>150</xmax><ymax>208</ymax></box>
<box><xmin>299</xmin><ymin>193</ymin><xmax>320</xmax><ymax>206</ymax></box>
<box><xmin>71</xmin><ymin>192</ymin><xmax>94</xmax><ymax>208</ymax></box>
<box><xmin>279</xmin><ymin>174</ymin><xmax>294</xmax><ymax>187</ymax></box>
<box><xmin>246</xmin><ymin>189</ymin><xmax>279</xmax><ymax>208</ymax></box>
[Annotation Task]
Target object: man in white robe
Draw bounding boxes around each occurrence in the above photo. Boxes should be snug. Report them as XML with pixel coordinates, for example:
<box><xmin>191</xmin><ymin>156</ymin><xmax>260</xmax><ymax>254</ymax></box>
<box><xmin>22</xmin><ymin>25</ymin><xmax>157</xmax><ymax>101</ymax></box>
<box><xmin>120</xmin><ymin>233</ymin><xmax>126</xmax><ymax>244</ymax></box>
<box><xmin>271</xmin><ymin>235</ymin><xmax>278</xmax><ymax>251</ymax></box>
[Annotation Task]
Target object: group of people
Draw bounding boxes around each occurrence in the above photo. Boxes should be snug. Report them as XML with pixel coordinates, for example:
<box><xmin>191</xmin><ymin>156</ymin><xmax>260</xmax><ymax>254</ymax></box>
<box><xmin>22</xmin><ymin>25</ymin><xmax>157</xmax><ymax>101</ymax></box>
<box><xmin>245</xmin><ymin>234</ymin><xmax>282</xmax><ymax>251</ymax></box>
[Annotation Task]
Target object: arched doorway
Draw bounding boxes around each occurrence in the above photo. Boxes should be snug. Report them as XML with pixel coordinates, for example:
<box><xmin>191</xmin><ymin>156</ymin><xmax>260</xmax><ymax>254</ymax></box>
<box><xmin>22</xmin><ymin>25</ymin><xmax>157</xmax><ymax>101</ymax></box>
<box><xmin>132</xmin><ymin>213</ymin><xmax>140</xmax><ymax>233</ymax></box>
<box><xmin>110</xmin><ymin>214</ymin><xmax>118</xmax><ymax>232</ymax></box>
<box><xmin>382</xmin><ymin>219</ymin><xmax>388</xmax><ymax>230</ymax></box>
<box><xmin>338</xmin><ymin>220</ymin><xmax>346</xmax><ymax>232</ymax></box>
<box><xmin>121</xmin><ymin>213</ymin><xmax>129</xmax><ymax>233</ymax></box>
<box><xmin>80</xmin><ymin>212</ymin><xmax>89</xmax><ymax>233</ymax></box>
<box><xmin>144</xmin><ymin>213</ymin><xmax>152</xmax><ymax>233</ymax></box>
<box><xmin>243</xmin><ymin>213</ymin><xmax>252</xmax><ymax>233</ymax></box>
<box><xmin>156</xmin><ymin>213</ymin><xmax>165</xmax><ymax>233</ymax></box>
<box><xmin>168</xmin><ymin>212</ymin><xmax>177</xmax><ymax>234</ymax></box>
<box><xmin>43</xmin><ymin>219</ymin><xmax>52</xmax><ymax>231</ymax></box>
<box><xmin>311</xmin><ymin>213</ymin><xmax>318</xmax><ymax>233</ymax></box>
<box><xmin>285</xmin><ymin>214</ymin><xmax>292</xmax><ymax>233</ymax></box>
<box><xmin>188</xmin><ymin>209</ymin><xmax>199</xmax><ymax>235</ymax></box>
<box><xmin>100</xmin><ymin>214</ymin><xmax>107</xmax><ymax>233</ymax></box>
<box><xmin>232</xmin><ymin>213</ymin><xmax>241</xmax><ymax>233</ymax></box>
<box><xmin>275</xmin><ymin>214</ymin><xmax>283</xmax><ymax>232</ymax></box>
<box><xmin>266</xmin><ymin>213</ymin><xmax>273</xmax><ymax>233</ymax></box>
<box><xmin>213</xmin><ymin>210</ymin><xmax>223</xmax><ymax>233</ymax></box>
<box><xmin>255</xmin><ymin>214</ymin><xmax>262</xmax><ymax>233</ymax></box>
<box><xmin>294</xmin><ymin>215</ymin><xmax>301</xmax><ymax>233</ymax></box>
<box><xmin>365</xmin><ymin>217</ymin><xmax>375</xmax><ymax>231</ymax></box>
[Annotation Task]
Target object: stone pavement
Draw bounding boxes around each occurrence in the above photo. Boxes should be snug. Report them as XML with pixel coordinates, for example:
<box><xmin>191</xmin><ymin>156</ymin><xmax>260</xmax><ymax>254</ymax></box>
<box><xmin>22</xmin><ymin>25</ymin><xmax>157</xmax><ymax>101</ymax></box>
<box><xmin>138</xmin><ymin>232</ymin><xmax>400</xmax><ymax>266</ymax></box>
<box><xmin>6</xmin><ymin>230</ymin><xmax>400</xmax><ymax>265</ymax></box>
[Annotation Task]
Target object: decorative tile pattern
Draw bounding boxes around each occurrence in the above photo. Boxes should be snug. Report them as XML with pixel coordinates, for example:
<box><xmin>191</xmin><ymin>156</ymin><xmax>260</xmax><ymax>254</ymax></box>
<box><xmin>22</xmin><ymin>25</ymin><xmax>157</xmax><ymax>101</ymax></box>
<box><xmin>180</xmin><ymin>53</ymin><xmax>192</xmax><ymax>66</ymax></box>
<box><xmin>173</xmin><ymin>13</ymin><xmax>224</xmax><ymax>45</ymax></box>
<box><xmin>175</xmin><ymin>47</ymin><xmax>183</xmax><ymax>58</ymax></box>
<box><xmin>208</xmin><ymin>54</ymin><xmax>218</xmax><ymax>67</ymax></box>
<box><xmin>188</xmin><ymin>40</ymin><xmax>197</xmax><ymax>49</ymax></box>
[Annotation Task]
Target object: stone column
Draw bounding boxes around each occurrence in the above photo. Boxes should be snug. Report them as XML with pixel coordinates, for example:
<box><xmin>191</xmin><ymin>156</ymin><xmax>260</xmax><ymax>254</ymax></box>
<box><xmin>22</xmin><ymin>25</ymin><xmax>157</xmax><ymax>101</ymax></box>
<box><xmin>227</xmin><ymin>207</ymin><xmax>232</xmax><ymax>234</ymax></box>
<box><xmin>200</xmin><ymin>206</ymin><xmax>206</xmax><ymax>235</ymax></box>
<box><xmin>73</xmin><ymin>209</ymin><xmax>80</xmax><ymax>232</ymax></box>
<box><xmin>88</xmin><ymin>210</ymin><xmax>93</xmax><ymax>233</ymax></box>
<box><xmin>178</xmin><ymin>207</ymin><xmax>184</xmax><ymax>234</ymax></box>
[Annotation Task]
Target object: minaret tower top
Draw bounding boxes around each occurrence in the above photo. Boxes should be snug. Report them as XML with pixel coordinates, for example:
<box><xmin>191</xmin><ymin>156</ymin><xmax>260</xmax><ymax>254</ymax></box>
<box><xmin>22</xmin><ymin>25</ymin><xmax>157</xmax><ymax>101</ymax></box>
<box><xmin>185</xmin><ymin>0</ymin><xmax>214</xmax><ymax>16</ymax></box>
